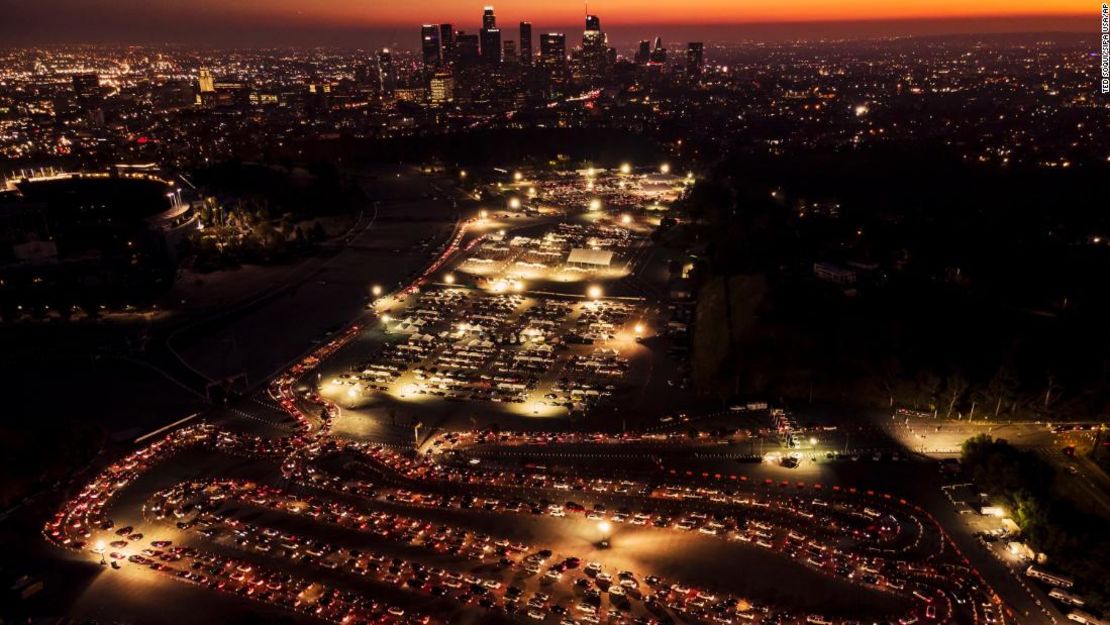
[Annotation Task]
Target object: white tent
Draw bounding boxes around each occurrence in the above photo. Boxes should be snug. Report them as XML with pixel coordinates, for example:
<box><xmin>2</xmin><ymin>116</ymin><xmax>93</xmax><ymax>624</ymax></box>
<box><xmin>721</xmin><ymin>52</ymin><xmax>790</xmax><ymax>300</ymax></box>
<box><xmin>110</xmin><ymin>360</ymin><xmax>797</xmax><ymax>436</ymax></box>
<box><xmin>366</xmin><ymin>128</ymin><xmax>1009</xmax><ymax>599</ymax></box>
<box><xmin>566</xmin><ymin>248</ymin><xmax>614</xmax><ymax>268</ymax></box>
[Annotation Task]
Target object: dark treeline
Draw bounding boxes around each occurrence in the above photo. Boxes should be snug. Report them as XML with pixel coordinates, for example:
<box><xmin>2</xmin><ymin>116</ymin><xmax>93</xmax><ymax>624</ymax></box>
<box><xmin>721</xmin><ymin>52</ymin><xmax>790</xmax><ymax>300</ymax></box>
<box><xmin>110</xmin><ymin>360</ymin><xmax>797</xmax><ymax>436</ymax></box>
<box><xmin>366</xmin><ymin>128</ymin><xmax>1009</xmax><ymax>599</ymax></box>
<box><xmin>666</xmin><ymin>144</ymin><xmax>1110</xmax><ymax>420</ymax></box>
<box><xmin>290</xmin><ymin>127</ymin><xmax>666</xmax><ymax>170</ymax></box>
<box><xmin>961</xmin><ymin>435</ymin><xmax>1110</xmax><ymax>612</ymax></box>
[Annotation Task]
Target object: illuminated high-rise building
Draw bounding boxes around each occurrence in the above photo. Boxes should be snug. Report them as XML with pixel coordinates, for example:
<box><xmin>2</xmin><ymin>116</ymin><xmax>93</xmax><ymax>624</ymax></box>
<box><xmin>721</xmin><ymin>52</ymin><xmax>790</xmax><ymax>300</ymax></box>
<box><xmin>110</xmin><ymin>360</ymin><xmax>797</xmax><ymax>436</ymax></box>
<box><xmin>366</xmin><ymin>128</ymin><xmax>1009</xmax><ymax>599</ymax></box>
<box><xmin>479</xmin><ymin>6</ymin><xmax>501</xmax><ymax>65</ymax></box>
<box><xmin>197</xmin><ymin>68</ymin><xmax>215</xmax><ymax>93</ymax></box>
<box><xmin>429</xmin><ymin>71</ymin><xmax>455</xmax><ymax>105</ymax></box>
<box><xmin>649</xmin><ymin>37</ymin><xmax>667</xmax><ymax>65</ymax></box>
<box><xmin>519</xmin><ymin>22</ymin><xmax>533</xmax><ymax>65</ymax></box>
<box><xmin>580</xmin><ymin>13</ymin><xmax>610</xmax><ymax>80</ymax></box>
<box><xmin>539</xmin><ymin>33</ymin><xmax>566</xmax><ymax>70</ymax></box>
<box><xmin>456</xmin><ymin>32</ymin><xmax>480</xmax><ymax>66</ymax></box>
<box><xmin>439</xmin><ymin>24</ymin><xmax>455</xmax><ymax>63</ymax></box>
<box><xmin>686</xmin><ymin>42</ymin><xmax>704</xmax><ymax>76</ymax></box>
<box><xmin>480</xmin><ymin>27</ymin><xmax>502</xmax><ymax>65</ymax></box>
<box><xmin>503</xmin><ymin>40</ymin><xmax>519</xmax><ymax>65</ymax></box>
<box><xmin>421</xmin><ymin>24</ymin><xmax>442</xmax><ymax>69</ymax></box>
<box><xmin>376</xmin><ymin>49</ymin><xmax>396</xmax><ymax>96</ymax></box>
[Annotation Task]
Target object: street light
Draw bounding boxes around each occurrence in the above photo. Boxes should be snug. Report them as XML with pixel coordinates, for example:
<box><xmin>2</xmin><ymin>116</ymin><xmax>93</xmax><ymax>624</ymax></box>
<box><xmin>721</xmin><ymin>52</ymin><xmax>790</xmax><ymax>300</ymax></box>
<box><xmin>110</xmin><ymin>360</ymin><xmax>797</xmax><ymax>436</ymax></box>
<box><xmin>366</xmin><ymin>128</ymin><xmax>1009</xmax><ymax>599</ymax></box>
<box><xmin>509</xmin><ymin>197</ymin><xmax>521</xmax><ymax>210</ymax></box>
<box><xmin>479</xmin><ymin>209</ymin><xmax>489</xmax><ymax>220</ymax></box>
<box><xmin>587</xmin><ymin>285</ymin><xmax>603</xmax><ymax>300</ymax></box>
<box><xmin>371</xmin><ymin>284</ymin><xmax>382</xmax><ymax>297</ymax></box>
<box><xmin>95</xmin><ymin>540</ymin><xmax>107</xmax><ymax>566</ymax></box>
<box><xmin>514</xmin><ymin>171</ymin><xmax>523</xmax><ymax>181</ymax></box>
<box><xmin>634</xmin><ymin>323</ymin><xmax>644</xmax><ymax>335</ymax></box>
<box><xmin>598</xmin><ymin>521</ymin><xmax>611</xmax><ymax>548</ymax></box>
<box><xmin>660</xmin><ymin>163</ymin><xmax>671</xmax><ymax>174</ymax></box>
<box><xmin>619</xmin><ymin>163</ymin><xmax>632</xmax><ymax>175</ymax></box>
<box><xmin>444</xmin><ymin>273</ymin><xmax>455</xmax><ymax>285</ymax></box>
<box><xmin>620</xmin><ymin>214</ymin><xmax>632</xmax><ymax>225</ymax></box>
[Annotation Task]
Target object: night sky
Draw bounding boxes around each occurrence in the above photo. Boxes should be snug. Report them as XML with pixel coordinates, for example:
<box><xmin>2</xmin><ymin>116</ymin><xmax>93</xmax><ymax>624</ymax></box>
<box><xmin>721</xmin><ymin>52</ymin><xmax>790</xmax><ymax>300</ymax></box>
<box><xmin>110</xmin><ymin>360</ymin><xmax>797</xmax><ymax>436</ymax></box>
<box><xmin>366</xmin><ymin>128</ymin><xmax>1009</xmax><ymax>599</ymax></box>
<box><xmin>0</xmin><ymin>0</ymin><xmax>1091</xmax><ymax>46</ymax></box>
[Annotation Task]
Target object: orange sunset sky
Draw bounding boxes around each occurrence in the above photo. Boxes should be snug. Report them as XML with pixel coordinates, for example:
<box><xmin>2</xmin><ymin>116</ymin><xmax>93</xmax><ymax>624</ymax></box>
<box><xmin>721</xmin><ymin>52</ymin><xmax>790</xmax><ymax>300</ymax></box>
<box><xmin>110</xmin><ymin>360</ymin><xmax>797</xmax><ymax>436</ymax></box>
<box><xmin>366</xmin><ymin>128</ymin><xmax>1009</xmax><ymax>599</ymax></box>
<box><xmin>0</xmin><ymin>0</ymin><xmax>1093</xmax><ymax>45</ymax></box>
<box><xmin>181</xmin><ymin>0</ymin><xmax>1089</xmax><ymax>26</ymax></box>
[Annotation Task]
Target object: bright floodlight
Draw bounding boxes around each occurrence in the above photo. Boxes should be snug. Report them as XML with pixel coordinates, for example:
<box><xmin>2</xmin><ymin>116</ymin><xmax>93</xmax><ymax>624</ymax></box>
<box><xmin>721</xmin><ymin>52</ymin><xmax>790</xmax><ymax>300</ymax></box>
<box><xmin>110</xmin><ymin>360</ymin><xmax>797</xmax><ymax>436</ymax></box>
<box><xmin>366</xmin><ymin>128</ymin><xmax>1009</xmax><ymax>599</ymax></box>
<box><xmin>459</xmin><ymin>170</ymin><xmax>467</xmax><ymax>178</ymax></box>
<box><xmin>513</xmin><ymin>171</ymin><xmax>523</xmax><ymax>181</ymax></box>
<box><xmin>479</xmin><ymin>209</ymin><xmax>489</xmax><ymax>219</ymax></box>
<box><xmin>809</xmin><ymin>437</ymin><xmax>818</xmax><ymax>446</ymax></box>
<box><xmin>619</xmin><ymin>163</ymin><xmax>632</xmax><ymax>174</ymax></box>
<box><xmin>589</xmin><ymin>198</ymin><xmax>602</xmax><ymax>211</ymax></box>
<box><xmin>444</xmin><ymin>273</ymin><xmax>456</xmax><ymax>284</ymax></box>
<box><xmin>587</xmin><ymin>285</ymin><xmax>603</xmax><ymax>300</ymax></box>
<box><xmin>381</xmin><ymin>313</ymin><xmax>391</xmax><ymax>323</ymax></box>
<box><xmin>598</xmin><ymin>521</ymin><xmax>611</xmax><ymax>534</ymax></box>
<box><xmin>371</xmin><ymin>285</ymin><xmax>382</xmax><ymax>297</ymax></box>
<box><xmin>620</xmin><ymin>214</ymin><xmax>632</xmax><ymax>224</ymax></box>
<box><xmin>634</xmin><ymin>323</ymin><xmax>644</xmax><ymax>335</ymax></box>
<box><xmin>586</xmin><ymin>167</ymin><xmax>596</xmax><ymax>177</ymax></box>
<box><xmin>660</xmin><ymin>163</ymin><xmax>671</xmax><ymax>174</ymax></box>
<box><xmin>509</xmin><ymin>197</ymin><xmax>521</xmax><ymax>209</ymax></box>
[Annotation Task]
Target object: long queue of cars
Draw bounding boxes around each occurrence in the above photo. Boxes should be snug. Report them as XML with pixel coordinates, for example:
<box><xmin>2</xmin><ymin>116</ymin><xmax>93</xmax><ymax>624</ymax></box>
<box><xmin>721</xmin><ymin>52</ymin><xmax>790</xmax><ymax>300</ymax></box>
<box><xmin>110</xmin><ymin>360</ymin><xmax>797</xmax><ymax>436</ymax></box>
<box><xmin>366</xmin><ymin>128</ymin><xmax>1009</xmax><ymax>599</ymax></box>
<box><xmin>127</xmin><ymin>541</ymin><xmax>428</xmax><ymax>625</ymax></box>
<box><xmin>279</xmin><ymin>440</ymin><xmax>1001</xmax><ymax>625</ymax></box>
<box><xmin>147</xmin><ymin>478</ymin><xmax>829</xmax><ymax>625</ymax></box>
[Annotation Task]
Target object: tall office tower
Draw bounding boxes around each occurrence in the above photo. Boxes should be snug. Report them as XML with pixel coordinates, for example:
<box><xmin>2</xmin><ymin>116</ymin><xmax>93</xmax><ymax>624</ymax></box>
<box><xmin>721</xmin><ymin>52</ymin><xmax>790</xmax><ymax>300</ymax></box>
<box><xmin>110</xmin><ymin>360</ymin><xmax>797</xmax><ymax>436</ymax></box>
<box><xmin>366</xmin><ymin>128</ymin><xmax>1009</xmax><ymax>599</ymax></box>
<box><xmin>72</xmin><ymin>73</ymin><xmax>100</xmax><ymax>101</ymax></box>
<box><xmin>649</xmin><ymin>37</ymin><xmax>667</xmax><ymax>64</ymax></box>
<box><xmin>634</xmin><ymin>40</ymin><xmax>651</xmax><ymax>64</ymax></box>
<box><xmin>539</xmin><ymin>33</ymin><xmax>566</xmax><ymax>70</ymax></box>
<box><xmin>519</xmin><ymin>22</ymin><xmax>533</xmax><ymax>65</ymax></box>
<box><xmin>375</xmin><ymin>48</ymin><xmax>396</xmax><ymax>96</ymax></box>
<box><xmin>456</xmin><ymin>33</ymin><xmax>480</xmax><ymax>66</ymax></box>
<box><xmin>686</xmin><ymin>42</ymin><xmax>704</xmax><ymax>76</ymax></box>
<box><xmin>580</xmin><ymin>13</ymin><xmax>608</xmax><ymax>79</ymax></box>
<box><xmin>482</xmin><ymin>6</ymin><xmax>496</xmax><ymax>29</ymax></box>
<box><xmin>439</xmin><ymin>24</ymin><xmax>455</xmax><ymax>63</ymax></box>
<box><xmin>421</xmin><ymin>24</ymin><xmax>441</xmax><ymax>69</ymax></box>
<box><xmin>198</xmin><ymin>68</ymin><xmax>215</xmax><ymax>93</ymax></box>
<box><xmin>480</xmin><ymin>27</ymin><xmax>502</xmax><ymax>65</ymax></box>
<box><xmin>503</xmin><ymin>40</ymin><xmax>519</xmax><ymax>65</ymax></box>
<box><xmin>429</xmin><ymin>71</ymin><xmax>455</xmax><ymax>105</ymax></box>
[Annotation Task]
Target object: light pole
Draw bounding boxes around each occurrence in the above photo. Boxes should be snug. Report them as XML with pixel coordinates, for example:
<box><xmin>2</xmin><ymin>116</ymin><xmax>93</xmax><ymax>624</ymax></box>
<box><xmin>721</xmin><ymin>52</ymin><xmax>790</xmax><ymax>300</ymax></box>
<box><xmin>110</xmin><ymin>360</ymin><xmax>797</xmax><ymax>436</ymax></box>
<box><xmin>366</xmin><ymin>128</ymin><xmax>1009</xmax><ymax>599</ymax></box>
<box><xmin>598</xmin><ymin>521</ymin><xmax>611</xmax><ymax>548</ymax></box>
<box><xmin>95</xmin><ymin>540</ymin><xmax>107</xmax><ymax>566</ymax></box>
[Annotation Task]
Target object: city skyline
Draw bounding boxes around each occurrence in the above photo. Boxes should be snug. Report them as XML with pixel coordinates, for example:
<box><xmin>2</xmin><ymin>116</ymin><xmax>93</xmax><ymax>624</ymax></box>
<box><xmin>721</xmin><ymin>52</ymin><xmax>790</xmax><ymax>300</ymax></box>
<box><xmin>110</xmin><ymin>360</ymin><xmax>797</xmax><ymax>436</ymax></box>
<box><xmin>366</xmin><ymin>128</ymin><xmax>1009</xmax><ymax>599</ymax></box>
<box><xmin>0</xmin><ymin>0</ymin><xmax>1092</xmax><ymax>46</ymax></box>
